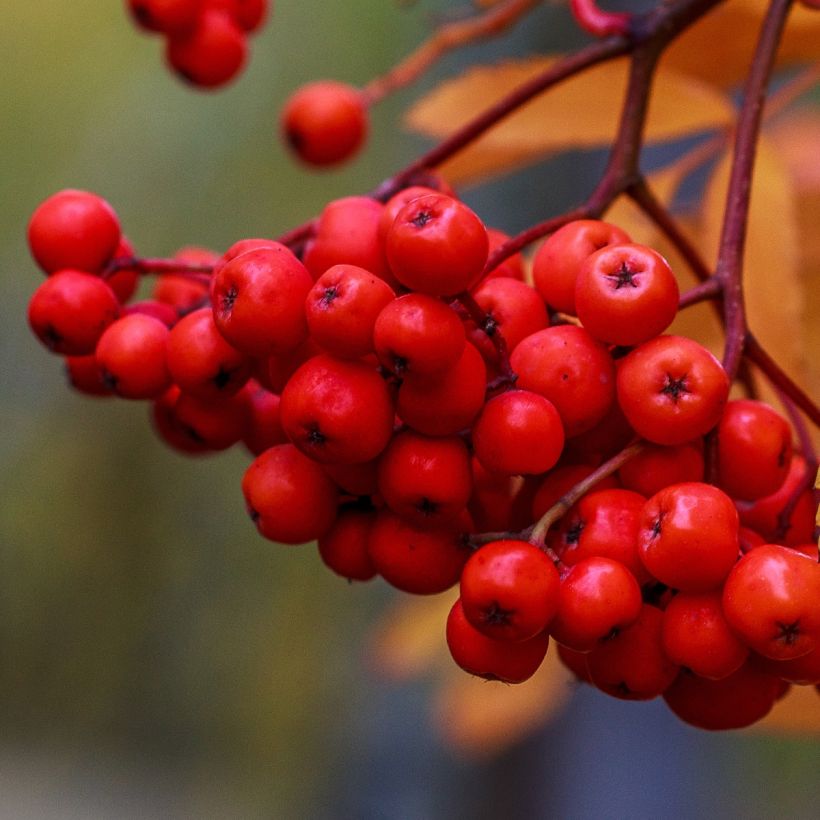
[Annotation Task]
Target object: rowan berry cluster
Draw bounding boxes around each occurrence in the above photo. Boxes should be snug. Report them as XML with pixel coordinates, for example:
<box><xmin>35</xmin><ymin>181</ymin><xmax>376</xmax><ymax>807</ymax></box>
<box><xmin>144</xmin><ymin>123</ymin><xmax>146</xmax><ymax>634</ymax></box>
<box><xmin>127</xmin><ymin>0</ymin><xmax>269</xmax><ymax>88</ymax></box>
<box><xmin>26</xmin><ymin>181</ymin><xmax>819</xmax><ymax>733</ymax></box>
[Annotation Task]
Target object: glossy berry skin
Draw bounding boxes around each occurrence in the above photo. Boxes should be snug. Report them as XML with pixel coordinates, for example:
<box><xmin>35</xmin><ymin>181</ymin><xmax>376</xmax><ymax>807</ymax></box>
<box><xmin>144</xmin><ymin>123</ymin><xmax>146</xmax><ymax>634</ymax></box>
<box><xmin>212</xmin><ymin>245</ymin><xmax>312</xmax><ymax>358</ymax></box>
<box><xmin>459</xmin><ymin>540</ymin><xmax>561</xmax><ymax>643</ymax></box>
<box><xmin>532</xmin><ymin>219</ymin><xmax>630</xmax><ymax>315</ymax></box>
<box><xmin>29</xmin><ymin>270</ymin><xmax>120</xmax><ymax>355</ymax></box>
<box><xmin>575</xmin><ymin>243</ymin><xmax>679</xmax><ymax>346</ymax></box>
<box><xmin>167</xmin><ymin>307</ymin><xmax>251</xmax><ymax>400</ymax></box>
<box><xmin>638</xmin><ymin>482</ymin><xmax>740</xmax><ymax>592</ymax></box>
<box><xmin>722</xmin><ymin>545</ymin><xmax>820</xmax><ymax>661</ymax></box>
<box><xmin>378</xmin><ymin>186</ymin><xmax>439</xmax><ymax>242</ymax></box>
<box><xmin>717</xmin><ymin>400</ymin><xmax>792</xmax><ymax>501</ymax></box>
<box><xmin>661</xmin><ymin>592</ymin><xmax>749</xmax><ymax>680</ymax></box>
<box><xmin>549</xmin><ymin>557</ymin><xmax>642</xmax><ymax>652</ymax></box>
<box><xmin>305</xmin><ymin>264</ymin><xmax>395</xmax><ymax>358</ymax></box>
<box><xmin>65</xmin><ymin>355</ymin><xmax>111</xmax><ymax>397</ymax></box>
<box><xmin>242</xmin><ymin>444</ymin><xmax>338</xmax><ymax>545</ymax></box>
<box><xmin>28</xmin><ymin>190</ymin><xmax>121</xmax><ymax>275</ymax></box>
<box><xmin>128</xmin><ymin>0</ymin><xmax>201</xmax><ymax>33</ymax></box>
<box><xmin>616</xmin><ymin>335</ymin><xmax>730</xmax><ymax>445</ymax></box>
<box><xmin>166</xmin><ymin>9</ymin><xmax>247</xmax><ymax>89</ymax></box>
<box><xmin>446</xmin><ymin>599</ymin><xmax>549</xmax><ymax>683</ymax></box>
<box><xmin>95</xmin><ymin>314</ymin><xmax>172</xmax><ymax>399</ymax></box>
<box><xmin>617</xmin><ymin>440</ymin><xmax>704</xmax><ymax>498</ymax></box>
<box><xmin>471</xmin><ymin>390</ymin><xmax>564</xmax><ymax>476</ymax></box>
<box><xmin>373</xmin><ymin>293</ymin><xmax>465</xmax><ymax>377</ymax></box>
<box><xmin>585</xmin><ymin>604</ymin><xmax>679</xmax><ymax>700</ymax></box>
<box><xmin>385</xmin><ymin>194</ymin><xmax>489</xmax><ymax>296</ymax></box>
<box><xmin>377</xmin><ymin>432</ymin><xmax>472</xmax><ymax>528</ymax></box>
<box><xmin>317</xmin><ymin>507</ymin><xmax>377</xmax><ymax>582</ymax></box>
<box><xmin>397</xmin><ymin>342</ymin><xmax>486</xmax><ymax>436</ymax></box>
<box><xmin>280</xmin><ymin>354</ymin><xmax>394</xmax><ymax>464</ymax></box>
<box><xmin>510</xmin><ymin>325</ymin><xmax>615</xmax><ymax>438</ymax></box>
<box><xmin>663</xmin><ymin>664</ymin><xmax>780</xmax><ymax>730</ymax></box>
<box><xmin>282</xmin><ymin>81</ymin><xmax>368</xmax><ymax>167</ymax></box>
<box><xmin>367</xmin><ymin>511</ymin><xmax>470</xmax><ymax>595</ymax></box>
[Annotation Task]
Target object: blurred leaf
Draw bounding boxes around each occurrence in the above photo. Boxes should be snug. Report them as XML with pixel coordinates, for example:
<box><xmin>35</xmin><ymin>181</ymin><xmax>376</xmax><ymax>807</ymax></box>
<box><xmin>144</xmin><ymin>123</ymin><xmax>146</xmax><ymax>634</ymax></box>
<box><xmin>662</xmin><ymin>0</ymin><xmax>820</xmax><ymax>87</ymax></box>
<box><xmin>368</xmin><ymin>590</ymin><xmax>457</xmax><ymax>680</ymax></box>
<box><xmin>431</xmin><ymin>648</ymin><xmax>574</xmax><ymax>758</ymax></box>
<box><xmin>701</xmin><ymin>137</ymin><xmax>806</xmax><ymax>389</ymax></box>
<box><xmin>748</xmin><ymin>684</ymin><xmax>820</xmax><ymax>735</ymax></box>
<box><xmin>406</xmin><ymin>57</ymin><xmax>734</xmax><ymax>185</ymax></box>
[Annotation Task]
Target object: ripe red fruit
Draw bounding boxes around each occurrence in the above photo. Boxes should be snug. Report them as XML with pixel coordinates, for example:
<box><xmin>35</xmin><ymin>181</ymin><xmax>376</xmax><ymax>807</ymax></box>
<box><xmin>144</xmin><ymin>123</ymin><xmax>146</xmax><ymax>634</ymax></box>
<box><xmin>549</xmin><ymin>557</ymin><xmax>642</xmax><ymax>652</ymax></box>
<box><xmin>377</xmin><ymin>431</ymin><xmax>472</xmax><ymax>527</ymax></box>
<box><xmin>166</xmin><ymin>9</ymin><xmax>247</xmax><ymax>89</ymax></box>
<box><xmin>282</xmin><ymin>81</ymin><xmax>368</xmax><ymax>167</ymax></box>
<box><xmin>128</xmin><ymin>0</ymin><xmax>201</xmax><ymax>34</ymax></box>
<box><xmin>95</xmin><ymin>314</ymin><xmax>172</xmax><ymax>399</ymax></box>
<box><xmin>616</xmin><ymin>335</ymin><xmax>730</xmax><ymax>445</ymax></box>
<box><xmin>242</xmin><ymin>382</ymin><xmax>287</xmax><ymax>456</ymax></box>
<box><xmin>242</xmin><ymin>444</ymin><xmax>338</xmax><ymax>545</ymax></box>
<box><xmin>317</xmin><ymin>507</ymin><xmax>378</xmax><ymax>582</ymax></box>
<box><xmin>378</xmin><ymin>186</ymin><xmax>439</xmax><ymax>241</ymax></box>
<box><xmin>532</xmin><ymin>219</ymin><xmax>631</xmax><ymax>315</ymax></box>
<box><xmin>722</xmin><ymin>544</ymin><xmax>820</xmax><ymax>661</ymax></box>
<box><xmin>172</xmin><ymin>388</ymin><xmax>249</xmax><ymax>450</ymax></box>
<box><xmin>280</xmin><ymin>354</ymin><xmax>395</xmax><ymax>464</ymax></box>
<box><xmin>212</xmin><ymin>245</ymin><xmax>312</xmax><ymax>357</ymax></box>
<box><xmin>531</xmin><ymin>464</ymin><xmax>620</xmax><ymax>521</ymax></box>
<box><xmin>367</xmin><ymin>511</ymin><xmax>470</xmax><ymax>595</ymax></box>
<box><xmin>638</xmin><ymin>482</ymin><xmax>740</xmax><ymax>592</ymax></box>
<box><xmin>482</xmin><ymin>228</ymin><xmax>526</xmax><ymax>282</ymax></box>
<box><xmin>471</xmin><ymin>390</ymin><xmax>564</xmax><ymax>476</ymax></box>
<box><xmin>29</xmin><ymin>270</ymin><xmax>120</xmax><ymax>355</ymax></box>
<box><xmin>510</xmin><ymin>325</ymin><xmax>615</xmax><ymax>437</ymax></box>
<box><xmin>305</xmin><ymin>264</ymin><xmax>395</xmax><ymax>358</ymax></box>
<box><xmin>28</xmin><ymin>190</ymin><xmax>121</xmax><ymax>275</ymax></box>
<box><xmin>617</xmin><ymin>440</ymin><xmax>704</xmax><ymax>497</ymax></box>
<box><xmin>446</xmin><ymin>598</ymin><xmax>549</xmax><ymax>683</ymax></box>
<box><xmin>717</xmin><ymin>399</ymin><xmax>792</xmax><ymax>500</ymax></box>
<box><xmin>459</xmin><ymin>540</ymin><xmax>561</xmax><ymax>642</ymax></box>
<box><xmin>65</xmin><ymin>355</ymin><xmax>111</xmax><ymax>397</ymax></box>
<box><xmin>206</xmin><ymin>0</ymin><xmax>269</xmax><ymax>31</ymax></box>
<box><xmin>575</xmin><ymin>242</ymin><xmax>680</xmax><ymax>346</ymax></box>
<box><xmin>151</xmin><ymin>386</ymin><xmax>211</xmax><ymax>455</ymax></box>
<box><xmin>385</xmin><ymin>194</ymin><xmax>489</xmax><ymax>296</ymax></box>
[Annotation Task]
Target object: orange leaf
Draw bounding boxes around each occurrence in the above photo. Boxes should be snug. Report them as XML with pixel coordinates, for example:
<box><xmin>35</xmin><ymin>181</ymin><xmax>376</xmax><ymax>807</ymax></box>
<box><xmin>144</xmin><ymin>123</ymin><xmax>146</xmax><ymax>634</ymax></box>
<box><xmin>431</xmin><ymin>647</ymin><xmax>575</xmax><ymax>758</ymax></box>
<box><xmin>405</xmin><ymin>57</ymin><xmax>734</xmax><ymax>185</ymax></box>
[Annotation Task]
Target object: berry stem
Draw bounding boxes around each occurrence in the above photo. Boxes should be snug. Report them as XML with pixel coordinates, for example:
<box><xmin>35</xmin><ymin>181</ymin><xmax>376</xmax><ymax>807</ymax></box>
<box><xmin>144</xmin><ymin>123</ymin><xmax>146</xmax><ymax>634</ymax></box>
<box><xmin>103</xmin><ymin>256</ymin><xmax>214</xmax><ymax>279</ymax></box>
<box><xmin>529</xmin><ymin>440</ymin><xmax>645</xmax><ymax>546</ymax></box>
<box><xmin>678</xmin><ymin>277</ymin><xmax>722</xmax><ymax>309</ymax></box>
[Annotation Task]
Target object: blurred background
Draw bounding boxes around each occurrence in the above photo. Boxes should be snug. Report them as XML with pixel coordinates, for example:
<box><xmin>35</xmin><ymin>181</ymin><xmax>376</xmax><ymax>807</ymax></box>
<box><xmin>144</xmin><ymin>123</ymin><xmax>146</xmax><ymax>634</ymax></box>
<box><xmin>1</xmin><ymin>1</ymin><xmax>818</xmax><ymax>817</ymax></box>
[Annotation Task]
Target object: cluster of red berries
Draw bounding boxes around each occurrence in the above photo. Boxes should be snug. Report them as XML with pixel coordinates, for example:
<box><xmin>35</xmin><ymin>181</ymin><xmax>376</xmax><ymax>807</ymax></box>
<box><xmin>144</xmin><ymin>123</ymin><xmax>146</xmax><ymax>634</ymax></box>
<box><xmin>27</xmin><ymin>186</ymin><xmax>819</xmax><ymax>732</ymax></box>
<box><xmin>127</xmin><ymin>0</ymin><xmax>269</xmax><ymax>88</ymax></box>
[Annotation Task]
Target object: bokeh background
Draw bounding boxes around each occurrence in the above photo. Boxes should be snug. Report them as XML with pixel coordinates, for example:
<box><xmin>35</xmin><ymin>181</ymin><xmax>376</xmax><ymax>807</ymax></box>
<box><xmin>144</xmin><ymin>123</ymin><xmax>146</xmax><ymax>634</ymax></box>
<box><xmin>1</xmin><ymin>1</ymin><xmax>818</xmax><ymax>817</ymax></box>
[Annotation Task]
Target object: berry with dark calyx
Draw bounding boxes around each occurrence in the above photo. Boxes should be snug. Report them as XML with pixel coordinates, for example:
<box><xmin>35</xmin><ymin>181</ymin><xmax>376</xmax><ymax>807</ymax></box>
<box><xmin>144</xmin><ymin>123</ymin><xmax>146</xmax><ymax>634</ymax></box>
<box><xmin>459</xmin><ymin>539</ymin><xmax>561</xmax><ymax>643</ymax></box>
<box><xmin>28</xmin><ymin>190</ymin><xmax>121</xmax><ymax>275</ymax></box>
<box><xmin>29</xmin><ymin>270</ymin><xmax>120</xmax><ymax>355</ymax></box>
<box><xmin>318</xmin><ymin>506</ymin><xmax>378</xmax><ymax>582</ymax></box>
<box><xmin>151</xmin><ymin>386</ymin><xmax>211</xmax><ymax>455</ymax></box>
<box><xmin>242</xmin><ymin>444</ymin><xmax>338</xmax><ymax>545</ymax></box>
<box><xmin>549</xmin><ymin>557</ymin><xmax>642</xmax><ymax>652</ymax></box>
<box><xmin>280</xmin><ymin>354</ymin><xmax>395</xmax><ymax>464</ymax></box>
<box><xmin>616</xmin><ymin>335</ymin><xmax>730</xmax><ymax>445</ymax></box>
<box><xmin>282</xmin><ymin>81</ymin><xmax>368</xmax><ymax>167</ymax></box>
<box><xmin>446</xmin><ymin>598</ymin><xmax>550</xmax><ymax>683</ymax></box>
<box><xmin>385</xmin><ymin>193</ymin><xmax>489</xmax><ymax>297</ymax></box>
<box><xmin>95</xmin><ymin>314</ymin><xmax>172</xmax><ymax>399</ymax></box>
<box><xmin>717</xmin><ymin>399</ymin><xmax>793</xmax><ymax>501</ymax></box>
<box><xmin>722</xmin><ymin>544</ymin><xmax>820</xmax><ymax>661</ymax></box>
<box><xmin>65</xmin><ymin>355</ymin><xmax>111</xmax><ymax>397</ymax></box>
<box><xmin>172</xmin><ymin>387</ymin><xmax>249</xmax><ymax>451</ymax></box>
<box><xmin>377</xmin><ymin>431</ymin><xmax>473</xmax><ymax>527</ymax></box>
<box><xmin>575</xmin><ymin>242</ymin><xmax>680</xmax><ymax>346</ymax></box>
<box><xmin>166</xmin><ymin>9</ymin><xmax>247</xmax><ymax>89</ymax></box>
<box><xmin>367</xmin><ymin>510</ymin><xmax>471</xmax><ymax>595</ymax></box>
<box><xmin>305</xmin><ymin>264</ymin><xmax>395</xmax><ymax>359</ymax></box>
<box><xmin>471</xmin><ymin>390</ymin><xmax>564</xmax><ymax>476</ymax></box>
<box><xmin>378</xmin><ymin>186</ymin><xmax>439</xmax><ymax>242</ymax></box>
<box><xmin>212</xmin><ymin>245</ymin><xmax>313</xmax><ymax>358</ymax></box>
<box><xmin>532</xmin><ymin>219</ymin><xmax>631</xmax><ymax>315</ymax></box>
<box><xmin>637</xmin><ymin>482</ymin><xmax>740</xmax><ymax>593</ymax></box>
<box><xmin>373</xmin><ymin>293</ymin><xmax>465</xmax><ymax>377</ymax></box>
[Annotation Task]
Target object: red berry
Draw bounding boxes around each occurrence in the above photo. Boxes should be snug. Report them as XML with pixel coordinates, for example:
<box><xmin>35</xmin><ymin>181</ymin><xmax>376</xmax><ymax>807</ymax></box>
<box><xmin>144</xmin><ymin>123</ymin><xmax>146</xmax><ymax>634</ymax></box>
<box><xmin>128</xmin><ymin>0</ymin><xmax>201</xmax><ymax>34</ymax></box>
<box><xmin>282</xmin><ymin>81</ymin><xmax>368</xmax><ymax>167</ymax></box>
<box><xmin>65</xmin><ymin>355</ymin><xmax>111</xmax><ymax>397</ymax></box>
<box><xmin>318</xmin><ymin>506</ymin><xmax>378</xmax><ymax>582</ymax></box>
<box><xmin>617</xmin><ymin>440</ymin><xmax>704</xmax><ymax>498</ymax></box>
<box><xmin>242</xmin><ymin>382</ymin><xmax>287</xmax><ymax>456</ymax></box>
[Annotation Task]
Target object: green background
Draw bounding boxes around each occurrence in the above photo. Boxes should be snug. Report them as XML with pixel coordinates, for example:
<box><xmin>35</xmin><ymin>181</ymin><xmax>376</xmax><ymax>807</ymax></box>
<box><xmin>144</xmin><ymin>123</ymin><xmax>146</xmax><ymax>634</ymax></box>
<box><xmin>1</xmin><ymin>2</ymin><xmax>818</xmax><ymax>817</ymax></box>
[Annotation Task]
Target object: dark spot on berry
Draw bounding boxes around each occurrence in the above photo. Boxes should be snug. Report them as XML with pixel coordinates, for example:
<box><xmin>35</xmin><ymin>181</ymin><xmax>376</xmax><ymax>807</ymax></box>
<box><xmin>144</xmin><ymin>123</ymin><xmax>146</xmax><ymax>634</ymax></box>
<box><xmin>321</xmin><ymin>286</ymin><xmax>338</xmax><ymax>306</ymax></box>
<box><xmin>392</xmin><ymin>356</ymin><xmax>408</xmax><ymax>376</ymax></box>
<box><xmin>482</xmin><ymin>600</ymin><xmax>515</xmax><ymax>627</ymax></box>
<box><xmin>661</xmin><ymin>374</ymin><xmax>689</xmax><ymax>402</ymax></box>
<box><xmin>602</xmin><ymin>627</ymin><xmax>621</xmax><ymax>642</ymax></box>
<box><xmin>565</xmin><ymin>520</ymin><xmax>585</xmax><ymax>545</ymax></box>
<box><xmin>606</xmin><ymin>262</ymin><xmax>639</xmax><ymax>289</ymax></box>
<box><xmin>777</xmin><ymin>446</ymin><xmax>787</xmax><ymax>468</ymax></box>
<box><xmin>482</xmin><ymin>315</ymin><xmax>498</xmax><ymax>337</ymax></box>
<box><xmin>286</xmin><ymin>127</ymin><xmax>304</xmax><ymax>152</ymax></box>
<box><xmin>651</xmin><ymin>515</ymin><xmax>663</xmax><ymax>538</ymax></box>
<box><xmin>561</xmin><ymin>372</ymin><xmax>569</xmax><ymax>381</ymax></box>
<box><xmin>412</xmin><ymin>210</ymin><xmax>433</xmax><ymax>229</ymax></box>
<box><xmin>615</xmin><ymin>681</ymin><xmax>632</xmax><ymax>696</ymax></box>
<box><xmin>100</xmin><ymin>368</ymin><xmax>119</xmax><ymax>391</ymax></box>
<box><xmin>307</xmin><ymin>426</ymin><xmax>326</xmax><ymax>446</ymax></box>
<box><xmin>184</xmin><ymin>425</ymin><xmax>206</xmax><ymax>444</ymax></box>
<box><xmin>416</xmin><ymin>497</ymin><xmax>438</xmax><ymax>517</ymax></box>
<box><xmin>42</xmin><ymin>324</ymin><xmax>63</xmax><ymax>350</ymax></box>
<box><xmin>131</xmin><ymin>3</ymin><xmax>153</xmax><ymax>27</ymax></box>
<box><xmin>248</xmin><ymin>506</ymin><xmax>260</xmax><ymax>524</ymax></box>
<box><xmin>212</xmin><ymin>365</ymin><xmax>234</xmax><ymax>390</ymax></box>
<box><xmin>775</xmin><ymin>621</ymin><xmax>801</xmax><ymax>646</ymax></box>
<box><xmin>221</xmin><ymin>285</ymin><xmax>238</xmax><ymax>317</ymax></box>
